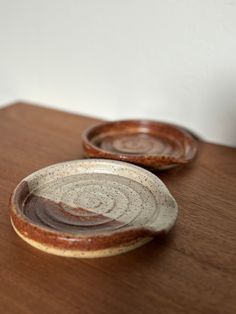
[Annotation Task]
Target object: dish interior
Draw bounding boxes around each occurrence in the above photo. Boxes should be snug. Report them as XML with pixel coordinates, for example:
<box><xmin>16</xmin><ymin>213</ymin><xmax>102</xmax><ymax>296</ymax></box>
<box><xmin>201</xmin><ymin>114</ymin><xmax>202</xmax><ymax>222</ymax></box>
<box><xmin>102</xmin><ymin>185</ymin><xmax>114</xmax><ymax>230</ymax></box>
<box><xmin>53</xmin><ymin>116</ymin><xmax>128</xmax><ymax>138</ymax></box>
<box><xmin>85</xmin><ymin>121</ymin><xmax>196</xmax><ymax>162</ymax></box>
<box><xmin>13</xmin><ymin>160</ymin><xmax>178</xmax><ymax>237</ymax></box>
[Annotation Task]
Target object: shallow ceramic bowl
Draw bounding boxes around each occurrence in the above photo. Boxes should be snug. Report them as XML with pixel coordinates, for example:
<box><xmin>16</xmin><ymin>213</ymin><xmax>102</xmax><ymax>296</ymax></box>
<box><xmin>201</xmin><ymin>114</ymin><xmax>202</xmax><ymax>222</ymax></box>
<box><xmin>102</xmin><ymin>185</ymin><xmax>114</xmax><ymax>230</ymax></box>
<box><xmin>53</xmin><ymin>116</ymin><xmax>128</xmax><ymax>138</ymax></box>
<box><xmin>82</xmin><ymin>120</ymin><xmax>197</xmax><ymax>169</ymax></box>
<box><xmin>10</xmin><ymin>159</ymin><xmax>178</xmax><ymax>258</ymax></box>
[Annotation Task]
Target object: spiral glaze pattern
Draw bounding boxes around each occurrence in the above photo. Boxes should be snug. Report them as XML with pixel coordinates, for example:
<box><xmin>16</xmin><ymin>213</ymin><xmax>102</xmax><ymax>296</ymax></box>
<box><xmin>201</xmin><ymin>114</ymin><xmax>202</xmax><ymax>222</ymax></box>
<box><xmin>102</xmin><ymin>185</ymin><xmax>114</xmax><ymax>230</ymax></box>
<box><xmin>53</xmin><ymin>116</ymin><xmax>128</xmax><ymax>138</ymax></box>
<box><xmin>22</xmin><ymin>173</ymin><xmax>158</xmax><ymax>235</ymax></box>
<box><xmin>100</xmin><ymin>133</ymin><xmax>183</xmax><ymax>157</ymax></box>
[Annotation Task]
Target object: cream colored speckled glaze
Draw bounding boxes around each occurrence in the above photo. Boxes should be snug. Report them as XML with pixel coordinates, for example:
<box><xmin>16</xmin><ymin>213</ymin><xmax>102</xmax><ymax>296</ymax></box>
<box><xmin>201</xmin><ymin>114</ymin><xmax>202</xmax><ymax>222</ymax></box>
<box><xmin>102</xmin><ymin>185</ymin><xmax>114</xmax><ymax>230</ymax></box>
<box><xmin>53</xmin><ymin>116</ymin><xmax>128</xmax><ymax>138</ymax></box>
<box><xmin>10</xmin><ymin>159</ymin><xmax>178</xmax><ymax>258</ymax></box>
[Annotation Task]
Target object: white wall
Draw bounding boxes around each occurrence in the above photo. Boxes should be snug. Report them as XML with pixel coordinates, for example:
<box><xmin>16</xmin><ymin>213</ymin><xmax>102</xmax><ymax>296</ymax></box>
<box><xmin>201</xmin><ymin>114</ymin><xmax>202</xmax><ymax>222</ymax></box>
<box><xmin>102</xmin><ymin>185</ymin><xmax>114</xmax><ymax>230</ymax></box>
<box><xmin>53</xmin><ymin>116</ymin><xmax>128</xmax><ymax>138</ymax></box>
<box><xmin>0</xmin><ymin>0</ymin><xmax>236</xmax><ymax>146</ymax></box>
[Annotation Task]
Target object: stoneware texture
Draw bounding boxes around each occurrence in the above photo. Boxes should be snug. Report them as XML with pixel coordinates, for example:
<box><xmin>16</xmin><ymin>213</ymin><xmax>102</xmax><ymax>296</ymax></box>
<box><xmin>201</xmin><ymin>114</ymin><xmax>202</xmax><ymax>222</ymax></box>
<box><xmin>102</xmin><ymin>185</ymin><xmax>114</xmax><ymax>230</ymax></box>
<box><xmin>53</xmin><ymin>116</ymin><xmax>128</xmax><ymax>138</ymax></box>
<box><xmin>82</xmin><ymin>120</ymin><xmax>197</xmax><ymax>169</ymax></box>
<box><xmin>9</xmin><ymin>159</ymin><xmax>178</xmax><ymax>258</ymax></box>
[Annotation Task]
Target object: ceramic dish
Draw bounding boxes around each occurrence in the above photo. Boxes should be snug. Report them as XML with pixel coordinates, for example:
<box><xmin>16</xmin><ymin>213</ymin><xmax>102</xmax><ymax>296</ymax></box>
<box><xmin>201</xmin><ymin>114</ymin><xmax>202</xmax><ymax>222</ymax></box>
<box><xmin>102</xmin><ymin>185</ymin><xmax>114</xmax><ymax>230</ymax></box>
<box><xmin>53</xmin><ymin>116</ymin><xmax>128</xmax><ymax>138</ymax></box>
<box><xmin>82</xmin><ymin>120</ymin><xmax>197</xmax><ymax>169</ymax></box>
<box><xmin>9</xmin><ymin>159</ymin><xmax>178</xmax><ymax>258</ymax></box>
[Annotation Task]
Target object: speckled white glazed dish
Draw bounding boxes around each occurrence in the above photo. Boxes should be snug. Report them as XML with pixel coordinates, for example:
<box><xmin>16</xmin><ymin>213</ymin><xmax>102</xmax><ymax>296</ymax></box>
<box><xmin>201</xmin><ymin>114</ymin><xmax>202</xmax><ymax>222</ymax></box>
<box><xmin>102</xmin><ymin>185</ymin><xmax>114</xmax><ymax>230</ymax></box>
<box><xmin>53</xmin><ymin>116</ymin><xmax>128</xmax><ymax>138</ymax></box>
<box><xmin>10</xmin><ymin>159</ymin><xmax>178</xmax><ymax>258</ymax></box>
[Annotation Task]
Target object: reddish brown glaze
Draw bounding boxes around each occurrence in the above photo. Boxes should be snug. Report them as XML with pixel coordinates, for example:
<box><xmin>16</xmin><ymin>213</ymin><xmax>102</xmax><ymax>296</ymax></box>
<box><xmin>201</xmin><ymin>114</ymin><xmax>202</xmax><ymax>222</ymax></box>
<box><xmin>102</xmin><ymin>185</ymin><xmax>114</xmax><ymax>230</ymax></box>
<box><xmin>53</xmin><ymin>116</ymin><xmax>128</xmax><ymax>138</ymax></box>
<box><xmin>10</xmin><ymin>181</ymin><xmax>159</xmax><ymax>252</ymax></box>
<box><xmin>82</xmin><ymin>120</ymin><xmax>197</xmax><ymax>169</ymax></box>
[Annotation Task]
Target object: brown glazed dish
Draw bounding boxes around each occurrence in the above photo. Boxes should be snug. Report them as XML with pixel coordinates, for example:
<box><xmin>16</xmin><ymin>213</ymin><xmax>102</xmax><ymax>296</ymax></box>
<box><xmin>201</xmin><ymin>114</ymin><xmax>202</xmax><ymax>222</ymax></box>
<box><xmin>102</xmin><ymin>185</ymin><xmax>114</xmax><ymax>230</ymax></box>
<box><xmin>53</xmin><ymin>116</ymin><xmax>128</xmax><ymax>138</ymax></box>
<box><xmin>9</xmin><ymin>159</ymin><xmax>178</xmax><ymax>258</ymax></box>
<box><xmin>82</xmin><ymin>120</ymin><xmax>197</xmax><ymax>169</ymax></box>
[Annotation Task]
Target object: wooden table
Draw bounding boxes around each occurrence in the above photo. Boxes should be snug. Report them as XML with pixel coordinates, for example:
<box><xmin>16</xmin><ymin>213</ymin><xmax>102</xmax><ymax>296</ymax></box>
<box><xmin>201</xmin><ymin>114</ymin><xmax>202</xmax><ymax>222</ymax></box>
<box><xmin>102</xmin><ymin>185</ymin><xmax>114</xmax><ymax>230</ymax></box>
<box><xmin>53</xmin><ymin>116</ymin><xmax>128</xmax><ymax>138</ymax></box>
<box><xmin>0</xmin><ymin>102</ymin><xmax>235</xmax><ymax>314</ymax></box>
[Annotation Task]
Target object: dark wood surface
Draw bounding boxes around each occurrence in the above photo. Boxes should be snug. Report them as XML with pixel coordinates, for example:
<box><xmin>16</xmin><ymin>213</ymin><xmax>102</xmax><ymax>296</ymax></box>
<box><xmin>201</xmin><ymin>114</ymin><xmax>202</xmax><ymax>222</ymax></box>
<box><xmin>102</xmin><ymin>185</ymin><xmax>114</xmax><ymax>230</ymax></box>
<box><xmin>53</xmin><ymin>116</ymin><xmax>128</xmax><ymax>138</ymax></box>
<box><xmin>0</xmin><ymin>102</ymin><xmax>235</xmax><ymax>314</ymax></box>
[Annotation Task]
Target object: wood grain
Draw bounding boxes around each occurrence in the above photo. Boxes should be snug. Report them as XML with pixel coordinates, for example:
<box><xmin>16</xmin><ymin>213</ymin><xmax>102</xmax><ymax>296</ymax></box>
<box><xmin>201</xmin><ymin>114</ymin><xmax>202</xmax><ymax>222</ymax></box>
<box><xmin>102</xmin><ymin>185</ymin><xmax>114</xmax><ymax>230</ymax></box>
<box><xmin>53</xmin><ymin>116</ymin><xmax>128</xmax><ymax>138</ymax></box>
<box><xmin>0</xmin><ymin>102</ymin><xmax>235</xmax><ymax>314</ymax></box>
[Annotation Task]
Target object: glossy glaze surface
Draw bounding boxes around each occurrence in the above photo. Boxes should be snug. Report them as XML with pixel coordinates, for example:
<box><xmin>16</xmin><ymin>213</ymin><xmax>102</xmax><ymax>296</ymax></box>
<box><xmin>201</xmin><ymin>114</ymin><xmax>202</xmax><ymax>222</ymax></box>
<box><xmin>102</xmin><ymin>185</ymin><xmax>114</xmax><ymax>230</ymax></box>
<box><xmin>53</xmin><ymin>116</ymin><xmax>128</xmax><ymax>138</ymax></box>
<box><xmin>10</xmin><ymin>159</ymin><xmax>178</xmax><ymax>257</ymax></box>
<box><xmin>82</xmin><ymin>120</ymin><xmax>197</xmax><ymax>169</ymax></box>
